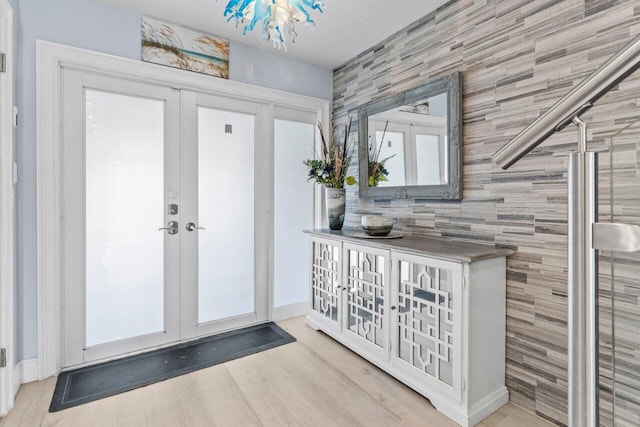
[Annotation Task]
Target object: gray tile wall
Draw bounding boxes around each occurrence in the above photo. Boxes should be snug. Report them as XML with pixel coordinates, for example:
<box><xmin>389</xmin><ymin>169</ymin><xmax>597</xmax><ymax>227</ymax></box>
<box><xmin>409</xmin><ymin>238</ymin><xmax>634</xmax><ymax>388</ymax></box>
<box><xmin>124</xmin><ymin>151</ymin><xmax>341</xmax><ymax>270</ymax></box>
<box><xmin>332</xmin><ymin>0</ymin><xmax>640</xmax><ymax>424</ymax></box>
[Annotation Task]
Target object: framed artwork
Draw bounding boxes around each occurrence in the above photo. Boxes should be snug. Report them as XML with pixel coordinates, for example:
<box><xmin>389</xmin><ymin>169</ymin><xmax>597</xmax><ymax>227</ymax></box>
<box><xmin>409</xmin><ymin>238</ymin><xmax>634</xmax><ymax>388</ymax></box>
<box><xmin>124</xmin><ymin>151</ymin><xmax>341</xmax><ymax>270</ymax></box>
<box><xmin>142</xmin><ymin>17</ymin><xmax>229</xmax><ymax>79</ymax></box>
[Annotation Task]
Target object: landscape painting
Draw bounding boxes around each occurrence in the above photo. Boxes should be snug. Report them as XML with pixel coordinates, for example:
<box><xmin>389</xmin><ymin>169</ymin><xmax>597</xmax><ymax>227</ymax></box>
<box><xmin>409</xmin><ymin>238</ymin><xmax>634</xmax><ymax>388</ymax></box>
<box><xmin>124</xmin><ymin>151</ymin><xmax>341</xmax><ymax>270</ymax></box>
<box><xmin>142</xmin><ymin>17</ymin><xmax>229</xmax><ymax>79</ymax></box>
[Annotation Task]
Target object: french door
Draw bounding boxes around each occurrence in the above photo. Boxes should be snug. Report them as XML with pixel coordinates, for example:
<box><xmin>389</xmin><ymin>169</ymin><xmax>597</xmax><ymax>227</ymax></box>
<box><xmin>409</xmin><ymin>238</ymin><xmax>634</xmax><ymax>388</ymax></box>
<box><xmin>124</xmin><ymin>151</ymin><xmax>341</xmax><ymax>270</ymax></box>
<box><xmin>61</xmin><ymin>70</ymin><xmax>268</xmax><ymax>367</ymax></box>
<box><xmin>180</xmin><ymin>92</ymin><xmax>269</xmax><ymax>340</ymax></box>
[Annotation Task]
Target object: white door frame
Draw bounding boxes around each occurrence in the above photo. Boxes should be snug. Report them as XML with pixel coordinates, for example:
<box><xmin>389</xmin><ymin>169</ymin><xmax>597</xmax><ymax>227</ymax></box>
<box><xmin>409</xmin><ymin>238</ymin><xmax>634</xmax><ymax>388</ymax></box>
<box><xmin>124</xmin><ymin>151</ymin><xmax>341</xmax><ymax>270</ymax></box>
<box><xmin>36</xmin><ymin>41</ymin><xmax>329</xmax><ymax>379</ymax></box>
<box><xmin>0</xmin><ymin>0</ymin><xmax>14</xmax><ymax>416</ymax></box>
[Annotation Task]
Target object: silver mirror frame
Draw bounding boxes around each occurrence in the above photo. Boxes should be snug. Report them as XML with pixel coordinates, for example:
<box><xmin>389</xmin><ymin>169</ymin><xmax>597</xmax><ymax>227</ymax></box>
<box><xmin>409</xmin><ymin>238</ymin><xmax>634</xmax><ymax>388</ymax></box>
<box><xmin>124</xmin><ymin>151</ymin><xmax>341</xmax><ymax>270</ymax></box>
<box><xmin>358</xmin><ymin>71</ymin><xmax>462</xmax><ymax>200</ymax></box>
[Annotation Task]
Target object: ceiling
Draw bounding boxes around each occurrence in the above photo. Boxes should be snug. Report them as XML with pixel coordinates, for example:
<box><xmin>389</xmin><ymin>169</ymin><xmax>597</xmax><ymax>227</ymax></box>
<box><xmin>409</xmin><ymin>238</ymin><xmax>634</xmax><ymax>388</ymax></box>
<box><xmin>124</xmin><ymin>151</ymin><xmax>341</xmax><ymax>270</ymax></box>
<box><xmin>100</xmin><ymin>0</ymin><xmax>450</xmax><ymax>69</ymax></box>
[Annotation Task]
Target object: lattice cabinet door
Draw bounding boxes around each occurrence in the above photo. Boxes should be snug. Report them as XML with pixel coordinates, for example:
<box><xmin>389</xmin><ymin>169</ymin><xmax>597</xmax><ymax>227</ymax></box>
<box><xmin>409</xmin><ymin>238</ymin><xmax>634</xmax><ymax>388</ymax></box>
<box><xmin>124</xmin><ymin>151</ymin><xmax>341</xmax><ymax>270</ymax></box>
<box><xmin>342</xmin><ymin>243</ymin><xmax>390</xmax><ymax>360</ymax></box>
<box><xmin>390</xmin><ymin>251</ymin><xmax>463</xmax><ymax>401</ymax></box>
<box><xmin>309</xmin><ymin>236</ymin><xmax>343</xmax><ymax>332</ymax></box>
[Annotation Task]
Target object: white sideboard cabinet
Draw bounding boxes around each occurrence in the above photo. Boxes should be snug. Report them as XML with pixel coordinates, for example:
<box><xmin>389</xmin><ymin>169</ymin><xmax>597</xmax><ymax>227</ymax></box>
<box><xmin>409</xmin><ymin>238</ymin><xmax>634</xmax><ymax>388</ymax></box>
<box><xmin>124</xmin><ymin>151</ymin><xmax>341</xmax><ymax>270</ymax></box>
<box><xmin>306</xmin><ymin>229</ymin><xmax>514</xmax><ymax>427</ymax></box>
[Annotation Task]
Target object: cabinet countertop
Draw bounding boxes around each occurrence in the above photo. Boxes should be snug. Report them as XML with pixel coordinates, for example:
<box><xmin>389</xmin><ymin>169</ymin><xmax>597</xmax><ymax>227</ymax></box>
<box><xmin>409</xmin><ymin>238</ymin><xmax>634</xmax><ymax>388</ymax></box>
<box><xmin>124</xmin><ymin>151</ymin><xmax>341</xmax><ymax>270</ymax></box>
<box><xmin>305</xmin><ymin>228</ymin><xmax>514</xmax><ymax>263</ymax></box>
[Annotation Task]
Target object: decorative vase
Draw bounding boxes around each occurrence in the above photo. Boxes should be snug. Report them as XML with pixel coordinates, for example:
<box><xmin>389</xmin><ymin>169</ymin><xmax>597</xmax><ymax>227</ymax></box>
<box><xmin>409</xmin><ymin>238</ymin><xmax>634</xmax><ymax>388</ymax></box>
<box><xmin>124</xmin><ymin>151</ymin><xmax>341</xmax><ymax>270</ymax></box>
<box><xmin>325</xmin><ymin>187</ymin><xmax>346</xmax><ymax>230</ymax></box>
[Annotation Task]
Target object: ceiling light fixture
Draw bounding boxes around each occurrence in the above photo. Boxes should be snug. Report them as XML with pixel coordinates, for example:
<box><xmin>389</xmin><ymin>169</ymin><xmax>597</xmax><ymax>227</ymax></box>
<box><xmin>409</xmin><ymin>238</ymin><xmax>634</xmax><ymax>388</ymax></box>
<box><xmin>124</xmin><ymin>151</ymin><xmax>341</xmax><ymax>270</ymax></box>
<box><xmin>220</xmin><ymin>0</ymin><xmax>325</xmax><ymax>50</ymax></box>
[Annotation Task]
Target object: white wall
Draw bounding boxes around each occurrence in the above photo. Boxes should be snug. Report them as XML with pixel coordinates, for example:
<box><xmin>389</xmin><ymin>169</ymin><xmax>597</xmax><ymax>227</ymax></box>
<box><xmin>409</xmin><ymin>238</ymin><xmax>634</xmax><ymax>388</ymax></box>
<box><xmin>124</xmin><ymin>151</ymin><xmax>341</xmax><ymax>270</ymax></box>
<box><xmin>14</xmin><ymin>0</ymin><xmax>332</xmax><ymax>361</ymax></box>
<box><xmin>230</xmin><ymin>42</ymin><xmax>332</xmax><ymax>99</ymax></box>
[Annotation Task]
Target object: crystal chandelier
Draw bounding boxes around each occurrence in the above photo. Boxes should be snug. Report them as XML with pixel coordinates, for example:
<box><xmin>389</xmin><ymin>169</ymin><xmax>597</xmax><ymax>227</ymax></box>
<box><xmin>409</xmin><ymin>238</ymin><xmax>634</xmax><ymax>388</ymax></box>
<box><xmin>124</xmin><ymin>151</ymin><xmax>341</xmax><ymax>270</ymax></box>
<box><xmin>221</xmin><ymin>0</ymin><xmax>325</xmax><ymax>50</ymax></box>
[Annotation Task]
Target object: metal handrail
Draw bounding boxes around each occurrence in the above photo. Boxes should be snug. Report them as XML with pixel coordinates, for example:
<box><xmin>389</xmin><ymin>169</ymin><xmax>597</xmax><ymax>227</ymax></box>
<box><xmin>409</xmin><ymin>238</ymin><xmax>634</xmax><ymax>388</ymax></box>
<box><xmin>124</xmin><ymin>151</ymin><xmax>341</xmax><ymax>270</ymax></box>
<box><xmin>492</xmin><ymin>34</ymin><xmax>640</xmax><ymax>169</ymax></box>
<box><xmin>491</xmin><ymin>33</ymin><xmax>640</xmax><ymax>427</ymax></box>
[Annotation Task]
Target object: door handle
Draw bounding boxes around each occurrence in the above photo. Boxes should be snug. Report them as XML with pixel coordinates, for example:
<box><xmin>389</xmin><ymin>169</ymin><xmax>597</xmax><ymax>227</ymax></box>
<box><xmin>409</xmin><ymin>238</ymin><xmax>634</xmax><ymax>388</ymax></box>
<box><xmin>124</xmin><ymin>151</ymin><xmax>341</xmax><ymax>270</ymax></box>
<box><xmin>158</xmin><ymin>221</ymin><xmax>179</xmax><ymax>235</ymax></box>
<box><xmin>186</xmin><ymin>222</ymin><xmax>206</xmax><ymax>232</ymax></box>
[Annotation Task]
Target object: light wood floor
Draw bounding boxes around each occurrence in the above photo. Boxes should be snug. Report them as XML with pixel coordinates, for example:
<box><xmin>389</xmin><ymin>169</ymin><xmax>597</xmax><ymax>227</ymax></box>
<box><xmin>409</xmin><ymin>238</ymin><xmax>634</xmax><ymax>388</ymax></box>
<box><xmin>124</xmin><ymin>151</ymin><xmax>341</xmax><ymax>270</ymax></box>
<box><xmin>0</xmin><ymin>317</ymin><xmax>553</xmax><ymax>427</ymax></box>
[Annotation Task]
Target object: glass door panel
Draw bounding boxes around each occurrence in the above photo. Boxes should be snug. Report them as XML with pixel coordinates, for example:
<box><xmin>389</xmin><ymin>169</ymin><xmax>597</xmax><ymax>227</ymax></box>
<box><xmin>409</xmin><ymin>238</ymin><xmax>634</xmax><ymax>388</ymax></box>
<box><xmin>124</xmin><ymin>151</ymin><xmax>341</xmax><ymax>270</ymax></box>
<box><xmin>85</xmin><ymin>89</ymin><xmax>165</xmax><ymax>347</ymax></box>
<box><xmin>274</xmin><ymin>118</ymin><xmax>315</xmax><ymax>309</ymax></box>
<box><xmin>196</xmin><ymin>106</ymin><xmax>255</xmax><ymax>324</ymax></box>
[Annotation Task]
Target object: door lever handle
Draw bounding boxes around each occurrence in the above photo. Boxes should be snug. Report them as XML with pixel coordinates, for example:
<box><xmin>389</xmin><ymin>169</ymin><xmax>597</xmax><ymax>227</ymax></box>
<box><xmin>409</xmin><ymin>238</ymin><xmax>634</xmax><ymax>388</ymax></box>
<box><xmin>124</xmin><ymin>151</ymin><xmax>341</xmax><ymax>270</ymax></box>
<box><xmin>158</xmin><ymin>221</ymin><xmax>179</xmax><ymax>235</ymax></box>
<box><xmin>186</xmin><ymin>222</ymin><xmax>206</xmax><ymax>232</ymax></box>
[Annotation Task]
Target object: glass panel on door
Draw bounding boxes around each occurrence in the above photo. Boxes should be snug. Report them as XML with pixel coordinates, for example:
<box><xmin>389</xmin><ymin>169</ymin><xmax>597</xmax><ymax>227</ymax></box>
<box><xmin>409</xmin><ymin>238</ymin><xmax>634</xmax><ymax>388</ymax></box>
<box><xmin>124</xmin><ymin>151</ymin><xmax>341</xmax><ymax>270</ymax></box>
<box><xmin>85</xmin><ymin>90</ymin><xmax>166</xmax><ymax>347</ymax></box>
<box><xmin>197</xmin><ymin>107</ymin><xmax>255</xmax><ymax>324</ymax></box>
<box><xmin>274</xmin><ymin>118</ymin><xmax>314</xmax><ymax>308</ymax></box>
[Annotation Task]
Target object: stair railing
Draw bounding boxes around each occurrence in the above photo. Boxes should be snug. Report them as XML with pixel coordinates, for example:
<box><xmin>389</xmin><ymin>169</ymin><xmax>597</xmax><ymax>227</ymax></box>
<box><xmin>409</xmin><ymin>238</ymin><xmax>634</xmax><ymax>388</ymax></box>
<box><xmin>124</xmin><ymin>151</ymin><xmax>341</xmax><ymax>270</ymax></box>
<box><xmin>492</xmin><ymin>34</ymin><xmax>640</xmax><ymax>427</ymax></box>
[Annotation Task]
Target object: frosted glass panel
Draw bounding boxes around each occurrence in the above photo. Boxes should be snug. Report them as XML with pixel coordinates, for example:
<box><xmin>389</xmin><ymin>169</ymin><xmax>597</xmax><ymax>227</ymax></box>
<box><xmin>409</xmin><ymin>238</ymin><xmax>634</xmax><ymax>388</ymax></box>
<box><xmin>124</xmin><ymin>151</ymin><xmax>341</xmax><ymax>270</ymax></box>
<box><xmin>415</xmin><ymin>134</ymin><xmax>443</xmax><ymax>185</ymax></box>
<box><xmin>274</xmin><ymin>119</ymin><xmax>314</xmax><ymax>307</ymax></box>
<box><xmin>376</xmin><ymin>130</ymin><xmax>406</xmax><ymax>187</ymax></box>
<box><xmin>198</xmin><ymin>107</ymin><xmax>255</xmax><ymax>323</ymax></box>
<box><xmin>85</xmin><ymin>90</ymin><xmax>165</xmax><ymax>347</ymax></box>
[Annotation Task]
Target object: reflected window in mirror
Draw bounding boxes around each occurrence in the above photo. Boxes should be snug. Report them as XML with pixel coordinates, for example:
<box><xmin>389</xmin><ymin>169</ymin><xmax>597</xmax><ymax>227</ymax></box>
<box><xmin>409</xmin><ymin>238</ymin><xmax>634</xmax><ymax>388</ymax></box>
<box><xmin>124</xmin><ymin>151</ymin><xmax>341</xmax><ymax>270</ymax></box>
<box><xmin>372</xmin><ymin>125</ymin><xmax>406</xmax><ymax>187</ymax></box>
<box><xmin>358</xmin><ymin>72</ymin><xmax>462</xmax><ymax>200</ymax></box>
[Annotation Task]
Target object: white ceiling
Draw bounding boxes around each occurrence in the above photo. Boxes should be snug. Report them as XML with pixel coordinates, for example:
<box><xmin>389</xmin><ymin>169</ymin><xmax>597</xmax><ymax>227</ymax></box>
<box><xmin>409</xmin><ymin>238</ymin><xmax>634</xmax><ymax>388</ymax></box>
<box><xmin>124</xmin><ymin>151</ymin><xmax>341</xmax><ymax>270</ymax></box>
<box><xmin>100</xmin><ymin>0</ymin><xmax>450</xmax><ymax>69</ymax></box>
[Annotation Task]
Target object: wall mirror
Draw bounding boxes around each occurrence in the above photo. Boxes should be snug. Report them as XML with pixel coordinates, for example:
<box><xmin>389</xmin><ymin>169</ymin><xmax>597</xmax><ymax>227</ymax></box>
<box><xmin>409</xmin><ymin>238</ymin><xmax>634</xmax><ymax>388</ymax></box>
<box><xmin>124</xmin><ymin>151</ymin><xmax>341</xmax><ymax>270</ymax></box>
<box><xmin>358</xmin><ymin>72</ymin><xmax>462</xmax><ymax>200</ymax></box>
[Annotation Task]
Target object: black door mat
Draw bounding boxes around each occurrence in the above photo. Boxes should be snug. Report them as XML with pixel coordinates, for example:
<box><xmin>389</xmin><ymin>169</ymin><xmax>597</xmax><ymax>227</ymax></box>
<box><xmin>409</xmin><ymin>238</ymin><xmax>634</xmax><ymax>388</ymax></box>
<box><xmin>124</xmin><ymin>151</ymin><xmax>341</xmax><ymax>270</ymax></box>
<box><xmin>50</xmin><ymin>322</ymin><xmax>295</xmax><ymax>412</ymax></box>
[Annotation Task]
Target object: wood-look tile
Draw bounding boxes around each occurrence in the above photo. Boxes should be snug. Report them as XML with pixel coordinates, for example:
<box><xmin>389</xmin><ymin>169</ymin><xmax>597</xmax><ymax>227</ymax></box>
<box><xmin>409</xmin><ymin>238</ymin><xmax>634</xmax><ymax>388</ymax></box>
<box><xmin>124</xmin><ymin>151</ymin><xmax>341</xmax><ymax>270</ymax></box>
<box><xmin>0</xmin><ymin>318</ymin><xmax>553</xmax><ymax>427</ymax></box>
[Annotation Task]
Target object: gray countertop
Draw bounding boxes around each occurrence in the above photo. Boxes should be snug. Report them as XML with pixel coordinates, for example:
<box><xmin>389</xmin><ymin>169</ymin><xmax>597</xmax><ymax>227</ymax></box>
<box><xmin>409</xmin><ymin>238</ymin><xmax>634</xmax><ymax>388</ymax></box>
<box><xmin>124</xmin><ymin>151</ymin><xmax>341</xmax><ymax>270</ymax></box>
<box><xmin>305</xmin><ymin>228</ymin><xmax>514</xmax><ymax>263</ymax></box>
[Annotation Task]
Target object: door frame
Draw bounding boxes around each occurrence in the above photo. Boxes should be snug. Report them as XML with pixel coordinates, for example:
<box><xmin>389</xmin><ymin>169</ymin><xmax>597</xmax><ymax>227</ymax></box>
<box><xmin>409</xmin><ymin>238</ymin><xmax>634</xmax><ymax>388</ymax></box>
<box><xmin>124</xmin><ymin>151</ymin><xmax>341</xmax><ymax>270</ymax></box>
<box><xmin>0</xmin><ymin>0</ymin><xmax>13</xmax><ymax>416</ymax></box>
<box><xmin>36</xmin><ymin>41</ymin><xmax>329</xmax><ymax>379</ymax></box>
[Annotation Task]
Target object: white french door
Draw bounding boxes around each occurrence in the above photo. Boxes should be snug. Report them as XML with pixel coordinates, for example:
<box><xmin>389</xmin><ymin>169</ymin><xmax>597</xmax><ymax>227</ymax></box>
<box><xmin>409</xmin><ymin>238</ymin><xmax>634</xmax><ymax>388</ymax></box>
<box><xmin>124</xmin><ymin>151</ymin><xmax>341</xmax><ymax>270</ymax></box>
<box><xmin>180</xmin><ymin>92</ymin><xmax>269</xmax><ymax>340</ymax></box>
<box><xmin>62</xmin><ymin>71</ymin><xmax>182</xmax><ymax>366</ymax></box>
<box><xmin>61</xmin><ymin>71</ymin><xmax>268</xmax><ymax>367</ymax></box>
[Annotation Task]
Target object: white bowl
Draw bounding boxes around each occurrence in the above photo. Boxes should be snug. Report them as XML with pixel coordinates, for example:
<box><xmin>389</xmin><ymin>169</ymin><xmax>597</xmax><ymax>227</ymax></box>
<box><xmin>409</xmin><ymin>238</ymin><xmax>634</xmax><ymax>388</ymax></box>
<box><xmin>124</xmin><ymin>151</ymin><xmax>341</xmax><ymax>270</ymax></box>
<box><xmin>361</xmin><ymin>215</ymin><xmax>395</xmax><ymax>236</ymax></box>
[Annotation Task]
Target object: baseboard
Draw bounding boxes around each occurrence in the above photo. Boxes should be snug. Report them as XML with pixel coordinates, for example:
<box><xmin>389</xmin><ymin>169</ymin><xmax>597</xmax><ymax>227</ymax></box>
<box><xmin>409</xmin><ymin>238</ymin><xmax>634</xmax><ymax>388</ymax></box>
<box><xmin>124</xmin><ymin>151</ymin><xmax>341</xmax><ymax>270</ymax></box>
<box><xmin>21</xmin><ymin>359</ymin><xmax>39</xmax><ymax>384</ymax></box>
<box><xmin>12</xmin><ymin>362</ymin><xmax>20</xmax><ymax>396</ymax></box>
<box><xmin>273</xmin><ymin>302</ymin><xmax>308</xmax><ymax>322</ymax></box>
<box><xmin>12</xmin><ymin>358</ymin><xmax>39</xmax><ymax>395</ymax></box>
<box><xmin>468</xmin><ymin>386</ymin><xmax>510</xmax><ymax>426</ymax></box>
